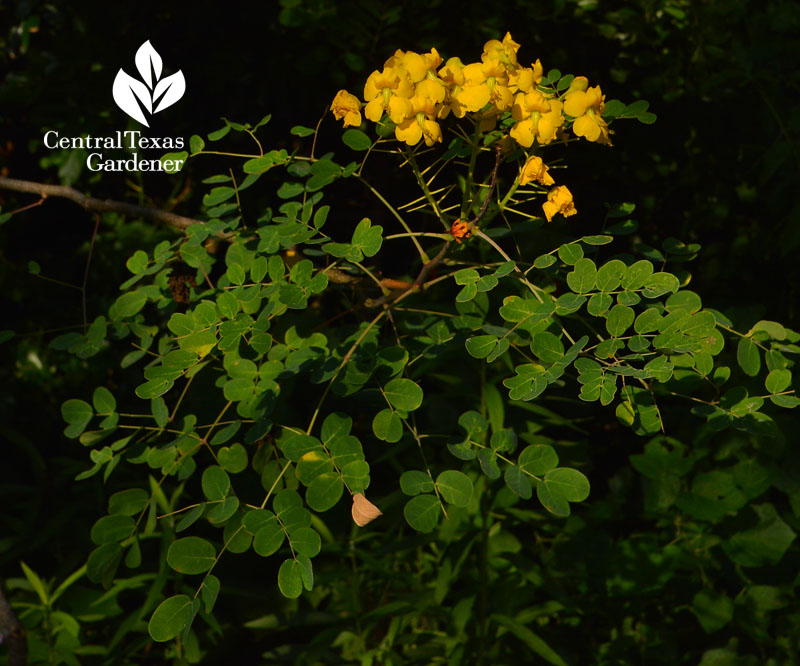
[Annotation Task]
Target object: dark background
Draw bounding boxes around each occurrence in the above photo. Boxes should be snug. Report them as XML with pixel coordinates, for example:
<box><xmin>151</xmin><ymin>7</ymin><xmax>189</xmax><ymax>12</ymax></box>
<box><xmin>1</xmin><ymin>0</ymin><xmax>798</xmax><ymax>663</ymax></box>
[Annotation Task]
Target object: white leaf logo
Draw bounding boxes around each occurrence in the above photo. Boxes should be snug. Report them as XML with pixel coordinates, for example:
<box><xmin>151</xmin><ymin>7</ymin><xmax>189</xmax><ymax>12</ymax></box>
<box><xmin>113</xmin><ymin>40</ymin><xmax>185</xmax><ymax>127</ymax></box>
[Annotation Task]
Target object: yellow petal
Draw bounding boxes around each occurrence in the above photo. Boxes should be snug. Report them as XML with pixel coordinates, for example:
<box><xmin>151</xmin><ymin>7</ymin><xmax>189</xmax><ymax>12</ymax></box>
<box><xmin>416</xmin><ymin>78</ymin><xmax>446</xmax><ymax>103</ymax></box>
<box><xmin>573</xmin><ymin>114</ymin><xmax>601</xmax><ymax>142</ymax></box>
<box><xmin>387</xmin><ymin>96</ymin><xmax>412</xmax><ymax>124</ymax></box>
<box><xmin>457</xmin><ymin>84</ymin><xmax>490</xmax><ymax>112</ymax></box>
<box><xmin>542</xmin><ymin>200</ymin><xmax>558</xmax><ymax>222</ymax></box>
<box><xmin>564</xmin><ymin>90</ymin><xmax>590</xmax><ymax>117</ymax></box>
<box><xmin>364</xmin><ymin>97</ymin><xmax>384</xmax><ymax>122</ymax></box>
<box><xmin>510</xmin><ymin>119</ymin><xmax>534</xmax><ymax>147</ymax></box>
<box><xmin>395</xmin><ymin>118</ymin><xmax>422</xmax><ymax>145</ymax></box>
<box><xmin>422</xmin><ymin>119</ymin><xmax>442</xmax><ymax>146</ymax></box>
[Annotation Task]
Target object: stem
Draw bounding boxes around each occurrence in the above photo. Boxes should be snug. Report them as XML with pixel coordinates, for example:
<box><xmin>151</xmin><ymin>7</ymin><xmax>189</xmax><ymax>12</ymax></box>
<box><xmin>404</xmin><ymin>148</ymin><xmax>448</xmax><ymax>229</ymax></box>
<box><xmin>305</xmin><ymin>310</ymin><xmax>387</xmax><ymax>434</ymax></box>
<box><xmin>461</xmin><ymin>118</ymin><xmax>482</xmax><ymax>220</ymax></box>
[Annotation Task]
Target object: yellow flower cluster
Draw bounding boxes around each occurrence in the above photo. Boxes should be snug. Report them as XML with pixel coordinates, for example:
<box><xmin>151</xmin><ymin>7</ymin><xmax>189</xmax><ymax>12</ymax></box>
<box><xmin>330</xmin><ymin>33</ymin><xmax>613</xmax><ymax>222</ymax></box>
<box><xmin>331</xmin><ymin>32</ymin><xmax>611</xmax><ymax>151</ymax></box>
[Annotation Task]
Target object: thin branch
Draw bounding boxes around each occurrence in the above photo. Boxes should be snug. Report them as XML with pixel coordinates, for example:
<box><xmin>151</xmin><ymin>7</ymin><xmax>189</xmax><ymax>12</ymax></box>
<box><xmin>0</xmin><ymin>176</ymin><xmax>204</xmax><ymax>232</ymax></box>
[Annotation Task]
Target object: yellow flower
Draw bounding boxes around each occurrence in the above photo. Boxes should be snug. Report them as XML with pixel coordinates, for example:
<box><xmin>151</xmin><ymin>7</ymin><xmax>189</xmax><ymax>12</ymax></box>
<box><xmin>519</xmin><ymin>155</ymin><xmax>554</xmax><ymax>186</ymax></box>
<box><xmin>384</xmin><ymin>49</ymin><xmax>428</xmax><ymax>82</ymax></box>
<box><xmin>481</xmin><ymin>32</ymin><xmax>520</xmax><ymax>68</ymax></box>
<box><xmin>509</xmin><ymin>59</ymin><xmax>543</xmax><ymax>94</ymax></box>
<box><xmin>363</xmin><ymin>67</ymin><xmax>414</xmax><ymax>124</ymax></box>
<box><xmin>395</xmin><ymin>115</ymin><xmax>442</xmax><ymax>146</ymax></box>
<box><xmin>563</xmin><ymin>84</ymin><xmax>611</xmax><ymax>144</ymax></box>
<box><xmin>509</xmin><ymin>92</ymin><xmax>564</xmax><ymax>147</ymax></box>
<box><xmin>330</xmin><ymin>90</ymin><xmax>362</xmax><ymax>128</ymax></box>
<box><xmin>542</xmin><ymin>185</ymin><xmax>577</xmax><ymax>222</ymax></box>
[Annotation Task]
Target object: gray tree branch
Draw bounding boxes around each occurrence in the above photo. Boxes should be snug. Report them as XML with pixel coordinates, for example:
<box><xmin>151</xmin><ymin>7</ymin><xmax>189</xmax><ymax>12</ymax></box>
<box><xmin>0</xmin><ymin>175</ymin><xmax>203</xmax><ymax>232</ymax></box>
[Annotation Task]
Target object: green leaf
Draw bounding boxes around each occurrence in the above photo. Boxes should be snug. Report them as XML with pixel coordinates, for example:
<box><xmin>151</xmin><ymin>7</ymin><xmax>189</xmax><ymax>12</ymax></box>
<box><xmin>723</xmin><ymin>503</ymin><xmax>796</xmax><ymax>567</ymax></box>
<box><xmin>536</xmin><ymin>481</ymin><xmax>570</xmax><ymax>517</ymax></box>
<box><xmin>210</xmin><ymin>420</ymin><xmax>241</xmax><ymax>446</ymax></box>
<box><xmin>90</xmin><ymin>515</ymin><xmax>134</xmax><ymax>545</ymax></box>
<box><xmin>342</xmin><ymin>129</ymin><xmax>372</xmax><ymax>151</ymax></box>
<box><xmin>306</xmin><ymin>473</ymin><xmax>343</xmax><ymax>511</ymax></box>
<box><xmin>555</xmin><ymin>293</ymin><xmax>586</xmax><ymax>315</ymax></box>
<box><xmin>557</xmin><ymin>243</ymin><xmax>583</xmax><ymax>265</ymax></box>
<box><xmin>372</xmin><ymin>408</ymin><xmax>403</xmax><ymax>442</ymax></box>
<box><xmin>765</xmin><ymin>368</ymin><xmax>791</xmax><ymax>394</ymax></box>
<box><xmin>341</xmin><ymin>460</ymin><xmax>370</xmax><ymax>493</ymax></box>
<box><xmin>253</xmin><ymin>517</ymin><xmax>284</xmax><ymax>556</ymax></box>
<box><xmin>189</xmin><ymin>135</ymin><xmax>205</xmax><ymax>154</ymax></box>
<box><xmin>504</xmin><ymin>466</ymin><xmax>533</xmax><ymax>499</ymax></box>
<box><xmin>291</xmin><ymin>125</ymin><xmax>315</xmax><ymax>137</ymax></box>
<box><xmin>289</xmin><ymin>528</ymin><xmax>321</xmax><ymax>557</ymax></box>
<box><xmin>112</xmin><ymin>290</ymin><xmax>148</xmax><ymax>318</ymax></box>
<box><xmin>587</xmin><ymin>292</ymin><xmax>613</xmax><ymax>316</ymax></box>
<box><xmin>491</xmin><ymin>614</ymin><xmax>568</xmax><ymax>666</ymax></box>
<box><xmin>534</xmin><ymin>254</ymin><xmax>557</xmax><ymax>269</ymax></box>
<box><xmin>86</xmin><ymin>543</ymin><xmax>122</xmax><ymax>586</ymax></box>
<box><xmin>62</xmin><ymin>399</ymin><xmax>93</xmax><ymax>439</ymax></box>
<box><xmin>90</xmin><ymin>387</ymin><xmax>116</xmax><ymax>416</ymax></box>
<box><xmin>635</xmin><ymin>308</ymin><xmax>662</xmax><ymax>334</ymax></box>
<box><xmin>566</xmin><ymin>258</ymin><xmax>597</xmax><ymax>293</ymax></box>
<box><xmin>544</xmin><ymin>468</ymin><xmax>591</xmax><ymax>501</ymax></box>
<box><xmin>595</xmin><ymin>259</ymin><xmax>626</xmax><ymax>291</ymax></box>
<box><xmin>400</xmin><ymin>470</ymin><xmax>434</xmax><ymax>495</ymax></box>
<box><xmin>751</xmin><ymin>320</ymin><xmax>786</xmax><ymax>340</ymax></box>
<box><xmin>278</xmin><ymin>559</ymin><xmax>303</xmax><ymax>598</ymax></box>
<box><xmin>581</xmin><ymin>234</ymin><xmax>614</xmax><ymax>246</ymax></box>
<box><xmin>531</xmin><ymin>332</ymin><xmax>564</xmax><ymax>363</ymax></box>
<box><xmin>621</xmin><ymin>260</ymin><xmax>653</xmax><ymax>290</ymax></box>
<box><xmin>243</xmin><ymin>150</ymin><xmax>287</xmax><ymax>175</ymax></box>
<box><xmin>277</xmin><ymin>182</ymin><xmax>304</xmax><ymax>199</ymax></box>
<box><xmin>666</xmin><ymin>290</ymin><xmax>702</xmax><ymax>313</ymax></box>
<box><xmin>218</xmin><ymin>443</ymin><xmax>248</xmax><ymax>473</ymax></box>
<box><xmin>435</xmin><ymin>470</ymin><xmax>473</xmax><ymax>507</ymax></box>
<box><xmin>217</xmin><ymin>291</ymin><xmax>239</xmax><ymax>320</ymax></box>
<box><xmin>692</xmin><ymin>590</ymin><xmax>733</xmax><ymax>633</ymax></box>
<box><xmin>108</xmin><ymin>488</ymin><xmax>149</xmax><ymax>516</ymax></box>
<box><xmin>384</xmin><ymin>378</ymin><xmax>423</xmax><ymax>412</ymax></box>
<box><xmin>466</xmin><ymin>335</ymin><xmax>498</xmax><ymax>359</ymax></box>
<box><xmin>148</xmin><ymin>595</ymin><xmax>194</xmax><ymax>642</ymax></box>
<box><xmin>125</xmin><ymin>250</ymin><xmax>148</xmax><ymax>275</ymax></box>
<box><xmin>151</xmin><ymin>397</ymin><xmax>168</xmax><ymax>428</ymax></box>
<box><xmin>179</xmin><ymin>330</ymin><xmax>217</xmax><ymax>357</ymax></box>
<box><xmin>642</xmin><ymin>272</ymin><xmax>680</xmax><ymax>298</ymax></box>
<box><xmin>499</xmin><ymin>296</ymin><xmax>555</xmax><ymax>323</ymax></box>
<box><xmin>202</xmin><ymin>465</ymin><xmax>230</xmax><ymax>501</ymax></box>
<box><xmin>307</xmin><ymin>158</ymin><xmax>342</xmax><ymax>191</ymax></box>
<box><xmin>201</xmin><ymin>575</ymin><xmax>220</xmax><ymax>614</ymax></box>
<box><xmin>203</xmin><ymin>186</ymin><xmax>235</xmax><ymax>207</ymax></box>
<box><xmin>207</xmin><ymin>125</ymin><xmax>231</xmax><ymax>141</ymax></box>
<box><xmin>737</xmin><ymin>338</ymin><xmax>761</xmax><ymax>376</ymax></box>
<box><xmin>351</xmin><ymin>218</ymin><xmax>383</xmax><ymax>258</ymax></box>
<box><xmin>518</xmin><ymin>444</ymin><xmax>559</xmax><ymax>476</ymax></box>
<box><xmin>403</xmin><ymin>494</ymin><xmax>441</xmax><ymax>532</ymax></box>
<box><xmin>159</xmin><ymin>152</ymin><xmax>188</xmax><ymax>173</ymax></box>
<box><xmin>281</xmin><ymin>433</ymin><xmax>322</xmax><ymax>461</ymax></box>
<box><xmin>167</xmin><ymin>537</ymin><xmax>216</xmax><ymax>574</ymax></box>
<box><xmin>208</xmin><ymin>496</ymin><xmax>239</xmax><ymax>524</ymax></box>
<box><xmin>606</xmin><ymin>304</ymin><xmax>635</xmax><ymax>337</ymax></box>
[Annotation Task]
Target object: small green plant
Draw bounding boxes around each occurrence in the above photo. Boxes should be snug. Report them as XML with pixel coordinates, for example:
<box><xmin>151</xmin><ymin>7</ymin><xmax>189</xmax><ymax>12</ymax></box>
<box><xmin>49</xmin><ymin>31</ymin><xmax>797</xmax><ymax>661</ymax></box>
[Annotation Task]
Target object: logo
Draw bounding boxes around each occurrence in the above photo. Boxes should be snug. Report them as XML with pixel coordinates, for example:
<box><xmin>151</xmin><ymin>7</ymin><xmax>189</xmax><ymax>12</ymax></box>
<box><xmin>113</xmin><ymin>40</ymin><xmax>185</xmax><ymax>127</ymax></box>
